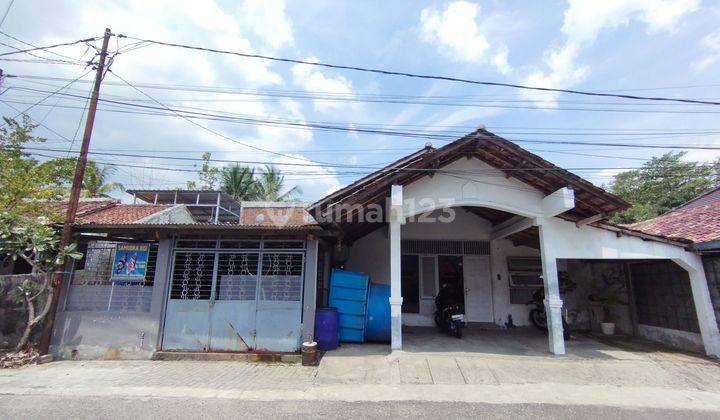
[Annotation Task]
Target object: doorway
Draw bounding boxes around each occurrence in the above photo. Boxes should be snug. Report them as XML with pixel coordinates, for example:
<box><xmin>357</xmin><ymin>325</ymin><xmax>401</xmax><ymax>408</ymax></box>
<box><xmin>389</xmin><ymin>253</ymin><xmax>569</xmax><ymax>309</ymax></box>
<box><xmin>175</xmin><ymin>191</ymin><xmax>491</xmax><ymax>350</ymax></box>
<box><xmin>438</xmin><ymin>255</ymin><xmax>465</xmax><ymax>312</ymax></box>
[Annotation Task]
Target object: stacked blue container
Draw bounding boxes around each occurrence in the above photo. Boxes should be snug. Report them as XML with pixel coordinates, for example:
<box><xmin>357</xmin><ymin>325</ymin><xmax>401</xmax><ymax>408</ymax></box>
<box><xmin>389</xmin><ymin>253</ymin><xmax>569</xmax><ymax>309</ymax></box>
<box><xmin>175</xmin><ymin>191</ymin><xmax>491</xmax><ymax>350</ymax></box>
<box><xmin>327</xmin><ymin>269</ymin><xmax>370</xmax><ymax>343</ymax></box>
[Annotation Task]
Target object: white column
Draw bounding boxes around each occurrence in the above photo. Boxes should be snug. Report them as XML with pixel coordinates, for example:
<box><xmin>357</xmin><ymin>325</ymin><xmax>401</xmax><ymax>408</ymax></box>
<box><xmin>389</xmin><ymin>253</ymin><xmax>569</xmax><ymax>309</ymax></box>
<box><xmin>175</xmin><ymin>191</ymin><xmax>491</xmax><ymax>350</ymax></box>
<box><xmin>389</xmin><ymin>185</ymin><xmax>404</xmax><ymax>350</ymax></box>
<box><xmin>301</xmin><ymin>238</ymin><xmax>319</xmax><ymax>343</ymax></box>
<box><xmin>676</xmin><ymin>258</ymin><xmax>720</xmax><ymax>357</ymax></box>
<box><xmin>538</xmin><ymin>218</ymin><xmax>565</xmax><ymax>355</ymax></box>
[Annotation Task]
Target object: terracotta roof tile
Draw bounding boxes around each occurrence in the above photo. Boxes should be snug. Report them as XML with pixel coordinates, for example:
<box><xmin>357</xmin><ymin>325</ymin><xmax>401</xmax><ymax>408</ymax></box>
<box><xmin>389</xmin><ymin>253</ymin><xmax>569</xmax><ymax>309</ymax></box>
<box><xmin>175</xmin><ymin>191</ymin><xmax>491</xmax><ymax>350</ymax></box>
<box><xmin>78</xmin><ymin>204</ymin><xmax>170</xmax><ymax>225</ymax></box>
<box><xmin>629</xmin><ymin>199</ymin><xmax>720</xmax><ymax>244</ymax></box>
<box><xmin>74</xmin><ymin>204</ymin><xmax>317</xmax><ymax>229</ymax></box>
<box><xmin>46</xmin><ymin>199</ymin><xmax>119</xmax><ymax>217</ymax></box>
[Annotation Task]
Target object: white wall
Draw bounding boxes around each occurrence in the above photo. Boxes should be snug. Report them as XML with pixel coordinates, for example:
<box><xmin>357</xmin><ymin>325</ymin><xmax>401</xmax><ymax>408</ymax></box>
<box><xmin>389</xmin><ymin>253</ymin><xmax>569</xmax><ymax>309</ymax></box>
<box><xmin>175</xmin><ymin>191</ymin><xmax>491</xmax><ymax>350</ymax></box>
<box><xmin>489</xmin><ymin>239</ymin><xmax>540</xmax><ymax>327</ymax></box>
<box><xmin>345</xmin><ymin>209</ymin><xmax>540</xmax><ymax>327</ymax></box>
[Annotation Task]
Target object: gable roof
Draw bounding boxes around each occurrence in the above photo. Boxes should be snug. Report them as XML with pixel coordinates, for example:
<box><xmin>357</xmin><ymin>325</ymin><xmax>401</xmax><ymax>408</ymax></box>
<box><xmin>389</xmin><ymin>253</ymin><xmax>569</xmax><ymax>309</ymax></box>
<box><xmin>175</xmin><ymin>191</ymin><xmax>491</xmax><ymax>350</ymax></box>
<box><xmin>309</xmin><ymin>128</ymin><xmax>629</xmax><ymax>224</ymax></box>
<box><xmin>629</xmin><ymin>198</ymin><xmax>720</xmax><ymax>245</ymax></box>
<box><xmin>673</xmin><ymin>186</ymin><xmax>720</xmax><ymax>211</ymax></box>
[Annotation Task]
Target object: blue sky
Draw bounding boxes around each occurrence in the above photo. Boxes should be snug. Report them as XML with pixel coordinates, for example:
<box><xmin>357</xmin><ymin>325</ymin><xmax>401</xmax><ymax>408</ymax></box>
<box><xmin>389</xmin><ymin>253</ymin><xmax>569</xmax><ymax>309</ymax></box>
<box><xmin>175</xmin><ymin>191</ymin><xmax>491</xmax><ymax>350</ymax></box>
<box><xmin>1</xmin><ymin>0</ymin><xmax>720</xmax><ymax>200</ymax></box>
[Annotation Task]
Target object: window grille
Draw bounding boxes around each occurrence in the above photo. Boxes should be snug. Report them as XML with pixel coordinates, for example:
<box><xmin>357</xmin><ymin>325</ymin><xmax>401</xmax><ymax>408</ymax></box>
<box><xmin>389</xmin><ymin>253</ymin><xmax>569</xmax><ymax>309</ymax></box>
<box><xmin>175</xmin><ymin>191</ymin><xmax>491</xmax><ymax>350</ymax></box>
<box><xmin>507</xmin><ymin>256</ymin><xmax>543</xmax><ymax>304</ymax></box>
<box><xmin>401</xmin><ymin>240</ymin><xmax>489</xmax><ymax>255</ymax></box>
<box><xmin>169</xmin><ymin>252</ymin><xmax>215</xmax><ymax>300</ymax></box>
<box><xmin>64</xmin><ymin>242</ymin><xmax>158</xmax><ymax>312</ymax></box>
<box><xmin>259</xmin><ymin>253</ymin><xmax>303</xmax><ymax>302</ymax></box>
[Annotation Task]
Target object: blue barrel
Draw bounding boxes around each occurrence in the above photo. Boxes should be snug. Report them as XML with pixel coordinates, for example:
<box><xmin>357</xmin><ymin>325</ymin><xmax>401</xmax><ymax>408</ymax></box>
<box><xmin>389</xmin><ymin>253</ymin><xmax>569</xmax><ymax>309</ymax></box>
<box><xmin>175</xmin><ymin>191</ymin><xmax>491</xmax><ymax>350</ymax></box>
<box><xmin>315</xmin><ymin>307</ymin><xmax>339</xmax><ymax>351</ymax></box>
<box><xmin>364</xmin><ymin>283</ymin><xmax>391</xmax><ymax>342</ymax></box>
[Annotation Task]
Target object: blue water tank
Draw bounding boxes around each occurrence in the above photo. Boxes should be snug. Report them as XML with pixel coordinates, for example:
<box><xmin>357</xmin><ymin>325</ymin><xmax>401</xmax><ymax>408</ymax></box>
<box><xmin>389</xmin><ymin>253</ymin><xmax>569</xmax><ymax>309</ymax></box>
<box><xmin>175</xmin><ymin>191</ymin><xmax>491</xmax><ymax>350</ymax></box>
<box><xmin>364</xmin><ymin>283</ymin><xmax>391</xmax><ymax>342</ymax></box>
<box><xmin>315</xmin><ymin>307</ymin><xmax>339</xmax><ymax>351</ymax></box>
<box><xmin>328</xmin><ymin>269</ymin><xmax>369</xmax><ymax>343</ymax></box>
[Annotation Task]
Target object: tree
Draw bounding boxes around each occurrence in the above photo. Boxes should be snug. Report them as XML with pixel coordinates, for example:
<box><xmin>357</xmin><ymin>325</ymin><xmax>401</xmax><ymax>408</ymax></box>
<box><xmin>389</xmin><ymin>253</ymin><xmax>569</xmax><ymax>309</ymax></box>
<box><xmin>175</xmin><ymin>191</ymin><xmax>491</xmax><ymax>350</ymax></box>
<box><xmin>0</xmin><ymin>213</ymin><xmax>81</xmax><ymax>350</ymax></box>
<box><xmin>254</xmin><ymin>165</ymin><xmax>302</xmax><ymax>202</ymax></box>
<box><xmin>221</xmin><ymin>164</ymin><xmax>258</xmax><ymax>201</ymax></box>
<box><xmin>81</xmin><ymin>161</ymin><xmax>124</xmax><ymax>198</ymax></box>
<box><xmin>609</xmin><ymin>152</ymin><xmax>720</xmax><ymax>224</ymax></box>
<box><xmin>0</xmin><ymin>116</ymin><xmax>81</xmax><ymax>350</ymax></box>
<box><xmin>186</xmin><ymin>152</ymin><xmax>219</xmax><ymax>190</ymax></box>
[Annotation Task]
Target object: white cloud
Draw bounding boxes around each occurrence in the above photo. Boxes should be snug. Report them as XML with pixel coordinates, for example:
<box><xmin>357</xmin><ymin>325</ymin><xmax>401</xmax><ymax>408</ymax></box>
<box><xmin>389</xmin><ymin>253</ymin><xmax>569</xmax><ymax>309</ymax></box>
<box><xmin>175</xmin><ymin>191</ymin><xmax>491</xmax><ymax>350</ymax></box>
<box><xmin>270</xmin><ymin>154</ymin><xmax>343</xmax><ymax>200</ymax></box>
<box><xmin>419</xmin><ymin>1</ymin><xmax>490</xmax><ymax>62</ymax></box>
<box><xmin>522</xmin><ymin>0</ymin><xmax>699</xmax><ymax>106</ymax></box>
<box><xmin>693</xmin><ymin>30</ymin><xmax>720</xmax><ymax>71</ymax></box>
<box><xmin>418</xmin><ymin>1</ymin><xmax>514</xmax><ymax>75</ymax></box>
<box><xmin>238</xmin><ymin>0</ymin><xmax>294</xmax><ymax>49</ymax></box>
<box><xmin>291</xmin><ymin>57</ymin><xmax>355</xmax><ymax>112</ymax></box>
<box><xmin>491</xmin><ymin>45</ymin><xmax>512</xmax><ymax>76</ymax></box>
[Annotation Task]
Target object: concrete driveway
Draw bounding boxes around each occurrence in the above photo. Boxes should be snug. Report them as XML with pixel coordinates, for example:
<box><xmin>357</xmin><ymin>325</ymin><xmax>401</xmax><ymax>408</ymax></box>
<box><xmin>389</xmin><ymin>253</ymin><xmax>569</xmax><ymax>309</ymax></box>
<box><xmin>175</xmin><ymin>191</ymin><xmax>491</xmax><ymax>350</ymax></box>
<box><xmin>2</xmin><ymin>328</ymin><xmax>720</xmax><ymax>413</ymax></box>
<box><xmin>316</xmin><ymin>327</ymin><xmax>720</xmax><ymax>391</ymax></box>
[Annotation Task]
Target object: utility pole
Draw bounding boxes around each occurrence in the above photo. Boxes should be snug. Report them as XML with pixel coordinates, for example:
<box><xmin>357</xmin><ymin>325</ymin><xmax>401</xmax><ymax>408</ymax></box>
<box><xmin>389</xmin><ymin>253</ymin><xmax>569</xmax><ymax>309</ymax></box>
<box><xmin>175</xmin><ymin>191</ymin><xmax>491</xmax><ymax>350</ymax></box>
<box><xmin>38</xmin><ymin>28</ymin><xmax>112</xmax><ymax>354</ymax></box>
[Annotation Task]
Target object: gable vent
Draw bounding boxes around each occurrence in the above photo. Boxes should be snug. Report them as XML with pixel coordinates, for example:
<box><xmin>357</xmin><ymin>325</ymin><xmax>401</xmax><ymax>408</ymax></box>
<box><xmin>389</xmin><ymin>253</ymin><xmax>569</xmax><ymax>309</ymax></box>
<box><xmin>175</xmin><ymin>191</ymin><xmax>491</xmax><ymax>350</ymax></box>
<box><xmin>401</xmin><ymin>239</ymin><xmax>489</xmax><ymax>255</ymax></box>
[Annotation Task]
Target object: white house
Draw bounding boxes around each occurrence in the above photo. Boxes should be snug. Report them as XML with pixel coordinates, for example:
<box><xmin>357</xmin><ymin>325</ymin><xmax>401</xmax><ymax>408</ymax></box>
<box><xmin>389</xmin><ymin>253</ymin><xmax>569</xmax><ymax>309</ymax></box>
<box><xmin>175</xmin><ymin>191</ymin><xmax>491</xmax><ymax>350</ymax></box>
<box><xmin>47</xmin><ymin>127</ymin><xmax>720</xmax><ymax>359</ymax></box>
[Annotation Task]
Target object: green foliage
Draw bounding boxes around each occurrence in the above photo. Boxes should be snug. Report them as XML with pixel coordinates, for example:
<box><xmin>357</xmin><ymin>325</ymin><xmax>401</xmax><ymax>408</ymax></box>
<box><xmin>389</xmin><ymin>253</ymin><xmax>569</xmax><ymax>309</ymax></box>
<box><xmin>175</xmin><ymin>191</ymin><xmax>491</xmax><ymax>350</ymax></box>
<box><xmin>221</xmin><ymin>164</ymin><xmax>258</xmax><ymax>201</ymax></box>
<box><xmin>82</xmin><ymin>161</ymin><xmax>125</xmax><ymax>198</ymax></box>
<box><xmin>194</xmin><ymin>152</ymin><xmax>219</xmax><ymax>190</ymax></box>
<box><xmin>608</xmin><ymin>152</ymin><xmax>720</xmax><ymax>224</ymax></box>
<box><xmin>253</xmin><ymin>165</ymin><xmax>302</xmax><ymax>202</ymax></box>
<box><xmin>186</xmin><ymin>153</ymin><xmax>302</xmax><ymax>202</ymax></box>
<box><xmin>0</xmin><ymin>116</ymin><xmax>71</xmax><ymax>217</ymax></box>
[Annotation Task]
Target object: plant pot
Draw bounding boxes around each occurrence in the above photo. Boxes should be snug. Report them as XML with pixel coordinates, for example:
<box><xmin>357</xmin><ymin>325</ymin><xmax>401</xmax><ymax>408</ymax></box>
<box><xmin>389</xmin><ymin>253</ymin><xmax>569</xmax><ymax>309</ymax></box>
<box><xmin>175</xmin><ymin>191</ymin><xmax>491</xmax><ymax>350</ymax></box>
<box><xmin>600</xmin><ymin>322</ymin><xmax>615</xmax><ymax>335</ymax></box>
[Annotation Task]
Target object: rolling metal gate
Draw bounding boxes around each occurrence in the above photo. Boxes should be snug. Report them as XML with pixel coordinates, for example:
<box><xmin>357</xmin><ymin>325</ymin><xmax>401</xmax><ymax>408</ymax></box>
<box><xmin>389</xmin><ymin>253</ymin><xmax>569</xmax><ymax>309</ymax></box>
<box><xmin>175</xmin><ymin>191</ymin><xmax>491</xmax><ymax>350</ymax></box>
<box><xmin>162</xmin><ymin>238</ymin><xmax>305</xmax><ymax>352</ymax></box>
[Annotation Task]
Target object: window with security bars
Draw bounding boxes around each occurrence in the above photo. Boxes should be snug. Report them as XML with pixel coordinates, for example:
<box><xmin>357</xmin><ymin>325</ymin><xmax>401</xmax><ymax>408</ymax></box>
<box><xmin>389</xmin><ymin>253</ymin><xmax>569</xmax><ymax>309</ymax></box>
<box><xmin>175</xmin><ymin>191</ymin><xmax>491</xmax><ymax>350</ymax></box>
<box><xmin>64</xmin><ymin>241</ymin><xmax>158</xmax><ymax>312</ymax></box>
<box><xmin>507</xmin><ymin>256</ymin><xmax>543</xmax><ymax>304</ymax></box>
<box><xmin>259</xmin><ymin>253</ymin><xmax>303</xmax><ymax>302</ymax></box>
<box><xmin>215</xmin><ymin>253</ymin><xmax>259</xmax><ymax>301</ymax></box>
<box><xmin>169</xmin><ymin>252</ymin><xmax>215</xmax><ymax>300</ymax></box>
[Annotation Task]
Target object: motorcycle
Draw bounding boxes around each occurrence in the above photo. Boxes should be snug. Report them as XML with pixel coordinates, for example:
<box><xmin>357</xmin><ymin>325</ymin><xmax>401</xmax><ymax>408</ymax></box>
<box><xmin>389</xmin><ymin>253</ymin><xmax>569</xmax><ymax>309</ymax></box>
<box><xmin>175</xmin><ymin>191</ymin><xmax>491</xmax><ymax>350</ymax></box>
<box><xmin>528</xmin><ymin>289</ymin><xmax>570</xmax><ymax>339</ymax></box>
<box><xmin>434</xmin><ymin>284</ymin><xmax>465</xmax><ymax>339</ymax></box>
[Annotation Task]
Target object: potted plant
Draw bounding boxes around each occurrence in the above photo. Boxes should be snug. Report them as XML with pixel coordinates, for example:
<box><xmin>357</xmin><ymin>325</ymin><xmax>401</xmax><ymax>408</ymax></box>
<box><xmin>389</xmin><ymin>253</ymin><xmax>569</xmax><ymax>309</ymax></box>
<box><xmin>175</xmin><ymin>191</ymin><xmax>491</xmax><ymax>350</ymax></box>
<box><xmin>588</xmin><ymin>269</ymin><xmax>628</xmax><ymax>335</ymax></box>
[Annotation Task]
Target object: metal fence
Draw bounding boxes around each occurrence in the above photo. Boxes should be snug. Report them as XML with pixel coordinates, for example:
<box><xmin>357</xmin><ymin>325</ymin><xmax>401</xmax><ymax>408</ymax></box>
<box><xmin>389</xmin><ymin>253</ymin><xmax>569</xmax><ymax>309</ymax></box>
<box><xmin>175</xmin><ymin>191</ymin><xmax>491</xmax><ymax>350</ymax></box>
<box><xmin>63</xmin><ymin>241</ymin><xmax>158</xmax><ymax>312</ymax></box>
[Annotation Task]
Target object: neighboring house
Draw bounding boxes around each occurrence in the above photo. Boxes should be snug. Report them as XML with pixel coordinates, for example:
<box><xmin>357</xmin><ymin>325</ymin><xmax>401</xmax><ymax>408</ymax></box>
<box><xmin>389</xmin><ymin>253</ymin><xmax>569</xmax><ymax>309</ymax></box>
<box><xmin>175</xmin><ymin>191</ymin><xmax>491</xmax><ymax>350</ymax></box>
<box><xmin>46</xmin><ymin>129</ymin><xmax>720</xmax><ymax>359</ymax></box>
<box><xmin>629</xmin><ymin>186</ymin><xmax>720</xmax><ymax>338</ymax></box>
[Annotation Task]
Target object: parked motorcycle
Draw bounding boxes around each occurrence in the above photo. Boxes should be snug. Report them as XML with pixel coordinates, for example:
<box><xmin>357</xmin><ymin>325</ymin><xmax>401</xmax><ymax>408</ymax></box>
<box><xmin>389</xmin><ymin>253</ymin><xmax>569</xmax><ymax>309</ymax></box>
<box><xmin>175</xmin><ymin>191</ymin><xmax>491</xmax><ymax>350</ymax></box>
<box><xmin>528</xmin><ymin>289</ymin><xmax>571</xmax><ymax>340</ymax></box>
<box><xmin>434</xmin><ymin>284</ymin><xmax>464</xmax><ymax>339</ymax></box>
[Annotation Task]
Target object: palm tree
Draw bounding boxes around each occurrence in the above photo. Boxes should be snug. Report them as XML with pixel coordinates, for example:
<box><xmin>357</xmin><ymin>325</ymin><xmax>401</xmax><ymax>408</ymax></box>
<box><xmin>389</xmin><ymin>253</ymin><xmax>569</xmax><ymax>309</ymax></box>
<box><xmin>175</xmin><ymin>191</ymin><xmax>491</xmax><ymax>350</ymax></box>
<box><xmin>81</xmin><ymin>161</ymin><xmax>124</xmax><ymax>198</ymax></box>
<box><xmin>221</xmin><ymin>164</ymin><xmax>258</xmax><ymax>201</ymax></box>
<box><xmin>254</xmin><ymin>165</ymin><xmax>301</xmax><ymax>201</ymax></box>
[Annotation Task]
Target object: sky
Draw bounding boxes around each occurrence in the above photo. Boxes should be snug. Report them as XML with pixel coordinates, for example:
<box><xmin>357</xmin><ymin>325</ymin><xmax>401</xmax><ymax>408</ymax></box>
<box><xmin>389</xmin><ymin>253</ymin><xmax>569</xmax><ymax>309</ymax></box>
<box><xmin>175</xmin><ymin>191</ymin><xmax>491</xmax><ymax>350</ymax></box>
<box><xmin>1</xmin><ymin>0</ymin><xmax>720</xmax><ymax>202</ymax></box>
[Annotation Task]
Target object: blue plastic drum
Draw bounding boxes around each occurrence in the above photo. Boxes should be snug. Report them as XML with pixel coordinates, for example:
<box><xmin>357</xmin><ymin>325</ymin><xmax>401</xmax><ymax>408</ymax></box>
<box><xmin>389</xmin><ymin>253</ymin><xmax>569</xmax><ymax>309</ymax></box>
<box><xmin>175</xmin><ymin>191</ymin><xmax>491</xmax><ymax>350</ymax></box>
<box><xmin>315</xmin><ymin>307</ymin><xmax>340</xmax><ymax>351</ymax></box>
<box><xmin>364</xmin><ymin>283</ymin><xmax>391</xmax><ymax>342</ymax></box>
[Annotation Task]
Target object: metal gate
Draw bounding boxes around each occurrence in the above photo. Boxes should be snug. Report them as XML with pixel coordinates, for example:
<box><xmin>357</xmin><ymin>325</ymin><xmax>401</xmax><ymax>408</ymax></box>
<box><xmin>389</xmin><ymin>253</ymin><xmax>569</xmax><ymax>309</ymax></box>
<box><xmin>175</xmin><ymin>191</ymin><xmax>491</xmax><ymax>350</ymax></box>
<box><xmin>162</xmin><ymin>239</ymin><xmax>305</xmax><ymax>352</ymax></box>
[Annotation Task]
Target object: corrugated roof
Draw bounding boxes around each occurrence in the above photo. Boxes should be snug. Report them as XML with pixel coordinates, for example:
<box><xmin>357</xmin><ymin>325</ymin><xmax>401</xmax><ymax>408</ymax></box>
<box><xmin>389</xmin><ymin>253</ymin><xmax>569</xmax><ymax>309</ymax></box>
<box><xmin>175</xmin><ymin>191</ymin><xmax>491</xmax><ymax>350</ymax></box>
<box><xmin>73</xmin><ymin>202</ymin><xmax>318</xmax><ymax>230</ymax></box>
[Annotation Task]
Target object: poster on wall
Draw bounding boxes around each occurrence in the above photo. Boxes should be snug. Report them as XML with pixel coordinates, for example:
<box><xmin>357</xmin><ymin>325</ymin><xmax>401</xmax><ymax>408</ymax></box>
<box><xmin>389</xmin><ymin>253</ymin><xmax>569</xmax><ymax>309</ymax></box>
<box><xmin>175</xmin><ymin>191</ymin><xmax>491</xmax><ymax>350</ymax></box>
<box><xmin>111</xmin><ymin>243</ymin><xmax>150</xmax><ymax>281</ymax></box>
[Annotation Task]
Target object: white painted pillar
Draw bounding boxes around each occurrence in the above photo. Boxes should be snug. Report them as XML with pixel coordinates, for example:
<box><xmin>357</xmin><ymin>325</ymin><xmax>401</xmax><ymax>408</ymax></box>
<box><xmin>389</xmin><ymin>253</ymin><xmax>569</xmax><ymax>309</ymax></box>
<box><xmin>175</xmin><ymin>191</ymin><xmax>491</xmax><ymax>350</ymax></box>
<box><xmin>389</xmin><ymin>185</ymin><xmax>404</xmax><ymax>350</ymax></box>
<box><xmin>675</xmin><ymin>258</ymin><xmax>720</xmax><ymax>357</ymax></box>
<box><xmin>538</xmin><ymin>218</ymin><xmax>565</xmax><ymax>355</ymax></box>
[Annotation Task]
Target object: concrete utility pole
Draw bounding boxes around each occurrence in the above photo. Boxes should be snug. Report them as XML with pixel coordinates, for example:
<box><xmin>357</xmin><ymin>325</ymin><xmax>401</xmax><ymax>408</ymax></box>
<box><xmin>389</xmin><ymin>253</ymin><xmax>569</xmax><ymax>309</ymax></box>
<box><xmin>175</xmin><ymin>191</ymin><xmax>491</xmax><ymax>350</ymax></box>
<box><xmin>38</xmin><ymin>28</ymin><xmax>112</xmax><ymax>355</ymax></box>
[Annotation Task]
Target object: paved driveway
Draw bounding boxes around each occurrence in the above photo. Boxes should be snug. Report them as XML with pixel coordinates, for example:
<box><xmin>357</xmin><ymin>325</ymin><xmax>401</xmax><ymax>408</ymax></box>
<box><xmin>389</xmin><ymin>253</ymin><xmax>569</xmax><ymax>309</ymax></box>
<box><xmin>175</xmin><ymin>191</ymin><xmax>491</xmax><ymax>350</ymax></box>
<box><xmin>1</xmin><ymin>329</ymin><xmax>720</xmax><ymax>412</ymax></box>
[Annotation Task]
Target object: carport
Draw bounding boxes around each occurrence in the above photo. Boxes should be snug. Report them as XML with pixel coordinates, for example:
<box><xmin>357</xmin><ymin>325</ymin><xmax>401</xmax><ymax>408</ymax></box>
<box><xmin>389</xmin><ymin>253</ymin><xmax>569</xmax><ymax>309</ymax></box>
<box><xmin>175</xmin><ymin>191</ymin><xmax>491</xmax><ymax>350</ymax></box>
<box><xmin>309</xmin><ymin>129</ymin><xmax>720</xmax><ymax>357</ymax></box>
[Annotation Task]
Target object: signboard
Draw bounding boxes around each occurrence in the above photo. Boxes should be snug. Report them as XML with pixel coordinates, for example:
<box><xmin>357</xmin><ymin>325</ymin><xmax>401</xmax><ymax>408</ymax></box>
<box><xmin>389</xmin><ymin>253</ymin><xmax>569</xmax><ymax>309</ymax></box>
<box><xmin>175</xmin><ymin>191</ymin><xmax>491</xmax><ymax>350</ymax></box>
<box><xmin>111</xmin><ymin>243</ymin><xmax>150</xmax><ymax>280</ymax></box>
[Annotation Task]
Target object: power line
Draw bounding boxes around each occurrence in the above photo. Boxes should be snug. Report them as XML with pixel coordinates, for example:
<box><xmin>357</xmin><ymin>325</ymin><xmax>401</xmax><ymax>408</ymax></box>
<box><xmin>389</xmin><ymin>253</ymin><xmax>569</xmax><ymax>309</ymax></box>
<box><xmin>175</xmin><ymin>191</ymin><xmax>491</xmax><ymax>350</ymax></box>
<box><xmin>0</xmin><ymin>0</ymin><xmax>13</xmax><ymax>29</ymax></box>
<box><xmin>0</xmin><ymin>36</ymin><xmax>101</xmax><ymax>57</ymax></box>
<box><xmin>0</xmin><ymin>68</ymin><xmax>93</xmax><ymax>126</ymax></box>
<box><xmin>9</xmin><ymin>75</ymin><xmax>720</xmax><ymax>114</ymax></box>
<box><xmin>15</xmin><ymin>145</ymin><xmax>720</xmax><ymax>174</ymax></box>
<box><xmin>119</xmin><ymin>34</ymin><xmax>720</xmax><ymax>107</ymax></box>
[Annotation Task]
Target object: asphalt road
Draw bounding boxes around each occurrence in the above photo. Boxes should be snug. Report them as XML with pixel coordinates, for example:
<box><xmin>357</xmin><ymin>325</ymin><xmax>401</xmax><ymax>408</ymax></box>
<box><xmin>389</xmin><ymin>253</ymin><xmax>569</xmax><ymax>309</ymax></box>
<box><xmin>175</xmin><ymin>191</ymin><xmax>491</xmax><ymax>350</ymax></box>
<box><xmin>0</xmin><ymin>395</ymin><xmax>717</xmax><ymax>420</ymax></box>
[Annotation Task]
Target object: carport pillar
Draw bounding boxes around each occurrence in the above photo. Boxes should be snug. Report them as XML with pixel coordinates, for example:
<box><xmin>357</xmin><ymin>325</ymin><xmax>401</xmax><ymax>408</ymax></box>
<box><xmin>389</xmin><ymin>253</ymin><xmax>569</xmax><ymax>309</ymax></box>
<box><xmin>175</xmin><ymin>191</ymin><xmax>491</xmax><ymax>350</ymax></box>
<box><xmin>389</xmin><ymin>185</ymin><xmax>404</xmax><ymax>350</ymax></box>
<box><xmin>538</xmin><ymin>218</ymin><xmax>566</xmax><ymax>355</ymax></box>
<box><xmin>674</xmin><ymin>258</ymin><xmax>720</xmax><ymax>357</ymax></box>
